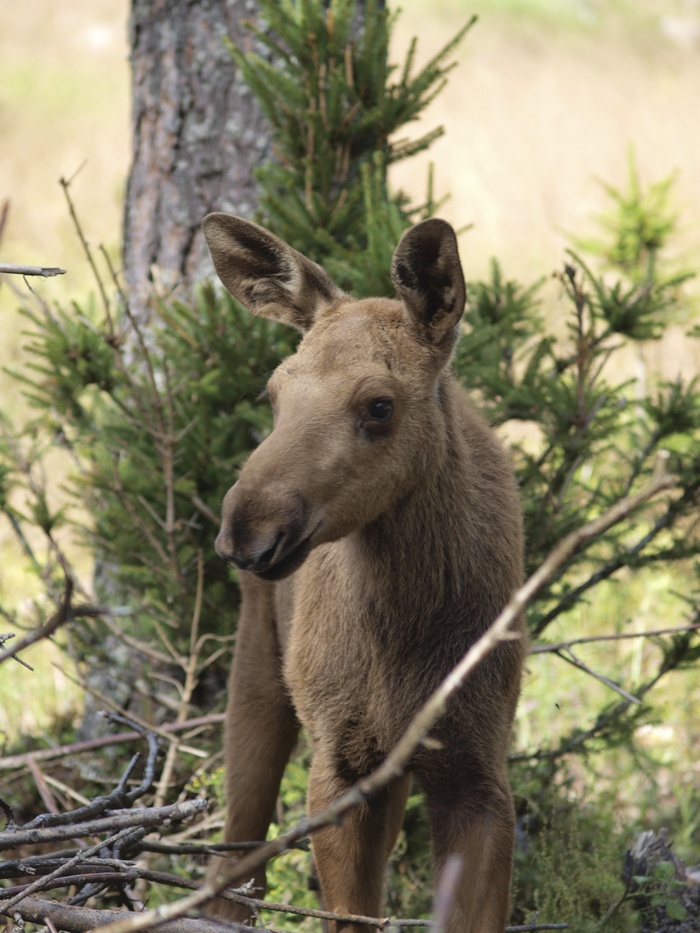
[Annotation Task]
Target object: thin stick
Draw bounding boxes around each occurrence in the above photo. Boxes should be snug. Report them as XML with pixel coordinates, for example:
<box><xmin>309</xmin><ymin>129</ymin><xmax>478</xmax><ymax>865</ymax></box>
<box><xmin>0</xmin><ymin>263</ymin><xmax>65</xmax><ymax>277</ymax></box>
<box><xmin>154</xmin><ymin>551</ymin><xmax>206</xmax><ymax>808</ymax></box>
<box><xmin>59</xmin><ymin>174</ymin><xmax>110</xmax><ymax>316</ymax></box>
<box><xmin>531</xmin><ymin>622</ymin><xmax>700</xmax><ymax>653</ymax></box>
<box><xmin>0</xmin><ymin>633</ymin><xmax>33</xmax><ymax>670</ymax></box>
<box><xmin>0</xmin><ymin>575</ymin><xmax>75</xmax><ymax>669</ymax></box>
<box><xmin>555</xmin><ymin>649</ymin><xmax>642</xmax><ymax>705</ymax></box>
<box><xmin>1</xmin><ymin>827</ymin><xmax>142</xmax><ymax>911</ymax></box>
<box><xmin>0</xmin><ymin>800</ymin><xmax>208</xmax><ymax>851</ymax></box>
<box><xmin>0</xmin><ymin>897</ymin><xmax>228</xmax><ymax>933</ymax></box>
<box><xmin>0</xmin><ymin>713</ymin><xmax>225</xmax><ymax>773</ymax></box>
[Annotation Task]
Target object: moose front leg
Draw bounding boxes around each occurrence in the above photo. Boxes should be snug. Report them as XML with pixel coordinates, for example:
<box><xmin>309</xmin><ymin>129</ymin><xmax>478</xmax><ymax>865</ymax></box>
<box><xmin>307</xmin><ymin>751</ymin><xmax>411</xmax><ymax>933</ymax></box>
<box><xmin>423</xmin><ymin>772</ymin><xmax>516</xmax><ymax>933</ymax></box>
<box><xmin>207</xmin><ymin>574</ymin><xmax>299</xmax><ymax>921</ymax></box>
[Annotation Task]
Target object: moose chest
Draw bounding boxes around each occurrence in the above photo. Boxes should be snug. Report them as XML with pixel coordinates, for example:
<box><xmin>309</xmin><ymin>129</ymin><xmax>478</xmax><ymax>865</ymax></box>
<box><xmin>280</xmin><ymin>542</ymin><xmax>451</xmax><ymax>760</ymax></box>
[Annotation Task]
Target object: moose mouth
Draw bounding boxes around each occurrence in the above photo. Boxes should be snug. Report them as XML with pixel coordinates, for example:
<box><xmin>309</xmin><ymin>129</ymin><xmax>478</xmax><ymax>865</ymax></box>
<box><xmin>253</xmin><ymin>532</ymin><xmax>314</xmax><ymax>581</ymax></box>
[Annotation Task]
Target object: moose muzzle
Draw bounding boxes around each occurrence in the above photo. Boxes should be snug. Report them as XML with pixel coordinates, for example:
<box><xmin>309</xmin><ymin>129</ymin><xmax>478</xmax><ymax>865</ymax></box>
<box><xmin>215</xmin><ymin>481</ymin><xmax>314</xmax><ymax>581</ymax></box>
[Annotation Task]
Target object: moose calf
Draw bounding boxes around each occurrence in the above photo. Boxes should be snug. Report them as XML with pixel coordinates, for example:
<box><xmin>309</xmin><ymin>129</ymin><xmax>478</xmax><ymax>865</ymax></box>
<box><xmin>203</xmin><ymin>213</ymin><xmax>525</xmax><ymax>933</ymax></box>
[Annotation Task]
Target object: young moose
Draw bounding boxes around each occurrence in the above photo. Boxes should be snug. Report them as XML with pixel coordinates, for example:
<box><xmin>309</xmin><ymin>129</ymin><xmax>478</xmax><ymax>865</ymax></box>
<box><xmin>203</xmin><ymin>213</ymin><xmax>525</xmax><ymax>933</ymax></box>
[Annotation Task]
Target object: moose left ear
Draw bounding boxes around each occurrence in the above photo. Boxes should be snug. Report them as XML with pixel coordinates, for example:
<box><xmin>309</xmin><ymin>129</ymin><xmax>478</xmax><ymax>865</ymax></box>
<box><xmin>202</xmin><ymin>213</ymin><xmax>343</xmax><ymax>332</ymax></box>
<box><xmin>391</xmin><ymin>219</ymin><xmax>466</xmax><ymax>346</ymax></box>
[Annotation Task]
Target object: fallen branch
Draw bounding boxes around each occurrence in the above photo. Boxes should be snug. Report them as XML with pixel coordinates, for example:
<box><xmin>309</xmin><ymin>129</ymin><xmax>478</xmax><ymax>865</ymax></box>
<box><xmin>0</xmin><ymin>713</ymin><xmax>225</xmax><ymax>773</ymax></box>
<box><xmin>3</xmin><ymin>895</ymin><xmax>569</xmax><ymax>933</ymax></box>
<box><xmin>0</xmin><ymin>800</ymin><xmax>208</xmax><ymax>851</ymax></box>
<box><xmin>0</xmin><ymin>263</ymin><xmax>66</xmax><ymax>277</ymax></box>
<box><xmin>89</xmin><ymin>467</ymin><xmax>678</xmax><ymax>933</ymax></box>
<box><xmin>1</xmin><ymin>827</ymin><xmax>144</xmax><ymax>911</ymax></box>
<box><xmin>2</xmin><ymin>897</ymin><xmax>227</xmax><ymax>933</ymax></box>
<box><xmin>0</xmin><ymin>868</ymin><xmax>568</xmax><ymax>933</ymax></box>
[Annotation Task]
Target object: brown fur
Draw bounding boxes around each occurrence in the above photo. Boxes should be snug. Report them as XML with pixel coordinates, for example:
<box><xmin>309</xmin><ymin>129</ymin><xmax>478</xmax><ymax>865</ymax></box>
<box><xmin>202</xmin><ymin>213</ymin><xmax>526</xmax><ymax>933</ymax></box>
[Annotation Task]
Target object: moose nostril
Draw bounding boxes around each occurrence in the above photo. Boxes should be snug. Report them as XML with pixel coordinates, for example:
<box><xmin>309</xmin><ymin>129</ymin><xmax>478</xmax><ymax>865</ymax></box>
<box><xmin>253</xmin><ymin>532</ymin><xmax>284</xmax><ymax>573</ymax></box>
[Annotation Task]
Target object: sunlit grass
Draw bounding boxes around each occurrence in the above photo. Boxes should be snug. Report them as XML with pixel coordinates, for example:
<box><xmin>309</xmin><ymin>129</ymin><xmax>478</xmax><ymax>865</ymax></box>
<box><xmin>518</xmin><ymin>562</ymin><xmax>700</xmax><ymax>859</ymax></box>
<box><xmin>0</xmin><ymin>635</ymin><xmax>83</xmax><ymax>747</ymax></box>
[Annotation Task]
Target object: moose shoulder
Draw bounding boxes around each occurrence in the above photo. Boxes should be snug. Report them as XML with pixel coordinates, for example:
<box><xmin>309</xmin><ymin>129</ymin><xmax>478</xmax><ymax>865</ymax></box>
<box><xmin>203</xmin><ymin>213</ymin><xmax>526</xmax><ymax>933</ymax></box>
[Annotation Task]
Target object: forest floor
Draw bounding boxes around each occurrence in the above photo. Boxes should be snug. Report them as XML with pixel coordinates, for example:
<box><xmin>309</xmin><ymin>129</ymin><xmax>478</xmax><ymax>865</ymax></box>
<box><xmin>1</xmin><ymin>0</ymin><xmax>699</xmax><ymax>853</ymax></box>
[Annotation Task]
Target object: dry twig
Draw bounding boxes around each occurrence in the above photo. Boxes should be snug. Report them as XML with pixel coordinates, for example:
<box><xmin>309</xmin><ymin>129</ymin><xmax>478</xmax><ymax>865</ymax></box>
<box><xmin>0</xmin><ymin>575</ymin><xmax>75</xmax><ymax>670</ymax></box>
<box><xmin>0</xmin><ymin>263</ymin><xmax>65</xmax><ymax>277</ymax></box>
<box><xmin>0</xmin><ymin>714</ymin><xmax>224</xmax><ymax>774</ymax></box>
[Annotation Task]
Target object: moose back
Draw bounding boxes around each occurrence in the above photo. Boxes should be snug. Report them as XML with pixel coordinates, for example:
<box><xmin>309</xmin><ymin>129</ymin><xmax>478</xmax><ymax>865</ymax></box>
<box><xmin>202</xmin><ymin>213</ymin><xmax>526</xmax><ymax>933</ymax></box>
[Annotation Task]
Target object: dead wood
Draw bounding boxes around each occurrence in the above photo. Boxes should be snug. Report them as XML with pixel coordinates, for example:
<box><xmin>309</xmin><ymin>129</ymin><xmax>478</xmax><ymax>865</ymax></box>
<box><xmin>2</xmin><ymin>896</ymin><xmax>234</xmax><ymax>933</ymax></box>
<box><xmin>0</xmin><ymin>264</ymin><xmax>66</xmax><ymax>277</ymax></box>
<box><xmin>0</xmin><ymin>714</ymin><xmax>225</xmax><ymax>774</ymax></box>
<box><xmin>622</xmin><ymin>828</ymin><xmax>700</xmax><ymax>933</ymax></box>
<box><xmin>0</xmin><ymin>800</ymin><xmax>208</xmax><ymax>851</ymax></box>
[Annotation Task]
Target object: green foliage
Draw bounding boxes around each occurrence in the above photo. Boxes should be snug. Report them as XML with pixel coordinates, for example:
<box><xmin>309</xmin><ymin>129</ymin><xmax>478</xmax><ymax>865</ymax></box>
<box><xmin>229</xmin><ymin>0</ymin><xmax>472</xmax><ymax>287</ymax></box>
<box><xmin>579</xmin><ymin>152</ymin><xmax>681</xmax><ymax>278</ymax></box>
<box><xmin>1</xmin><ymin>286</ymin><xmax>294</xmax><ymax>640</ymax></box>
<box><xmin>516</xmin><ymin>787</ymin><xmax>635</xmax><ymax>931</ymax></box>
<box><xmin>454</xmin><ymin>167</ymin><xmax>700</xmax><ymax>635</ymax></box>
<box><xmin>1</xmin><ymin>0</ymin><xmax>471</xmax><ymax>647</ymax></box>
<box><xmin>634</xmin><ymin>860</ymin><xmax>688</xmax><ymax>922</ymax></box>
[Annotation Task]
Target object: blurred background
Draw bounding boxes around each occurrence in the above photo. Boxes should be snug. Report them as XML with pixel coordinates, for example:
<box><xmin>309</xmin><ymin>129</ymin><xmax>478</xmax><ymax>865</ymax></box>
<box><xmin>2</xmin><ymin>1</ymin><xmax>699</xmax><ymax>302</ymax></box>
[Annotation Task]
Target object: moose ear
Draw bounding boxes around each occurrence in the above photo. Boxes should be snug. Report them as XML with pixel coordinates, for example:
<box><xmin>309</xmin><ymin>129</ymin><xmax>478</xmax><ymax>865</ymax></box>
<box><xmin>391</xmin><ymin>219</ymin><xmax>466</xmax><ymax>347</ymax></box>
<box><xmin>202</xmin><ymin>213</ymin><xmax>343</xmax><ymax>332</ymax></box>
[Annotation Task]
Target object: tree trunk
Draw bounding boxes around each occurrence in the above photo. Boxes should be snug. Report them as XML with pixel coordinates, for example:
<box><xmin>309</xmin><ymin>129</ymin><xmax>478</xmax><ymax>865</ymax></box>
<box><xmin>78</xmin><ymin>1</ymin><xmax>275</xmax><ymax>746</ymax></box>
<box><xmin>124</xmin><ymin>0</ymin><xmax>272</xmax><ymax>323</ymax></box>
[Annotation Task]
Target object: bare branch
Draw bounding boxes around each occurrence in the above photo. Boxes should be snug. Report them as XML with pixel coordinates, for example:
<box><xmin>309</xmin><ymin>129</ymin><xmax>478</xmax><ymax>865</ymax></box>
<box><xmin>154</xmin><ymin>551</ymin><xmax>206</xmax><ymax>808</ymax></box>
<box><xmin>1</xmin><ymin>897</ymin><xmax>231</xmax><ymax>933</ymax></box>
<box><xmin>1</xmin><ymin>827</ymin><xmax>143</xmax><ymax>911</ymax></box>
<box><xmin>554</xmin><ymin>648</ymin><xmax>642</xmax><ymax>705</ymax></box>
<box><xmin>530</xmin><ymin>622</ymin><xmax>700</xmax><ymax>654</ymax></box>
<box><xmin>0</xmin><ymin>800</ymin><xmax>207</xmax><ymax>851</ymax></box>
<box><xmin>59</xmin><ymin>174</ymin><xmax>110</xmax><ymax>316</ymax></box>
<box><xmin>512</xmin><ymin>609</ymin><xmax>700</xmax><ymax>763</ymax></box>
<box><xmin>0</xmin><ymin>263</ymin><xmax>66</xmax><ymax>277</ymax></box>
<box><xmin>0</xmin><ymin>872</ymin><xmax>567</xmax><ymax>932</ymax></box>
<box><xmin>0</xmin><ymin>713</ymin><xmax>224</xmax><ymax>773</ymax></box>
<box><xmin>0</xmin><ymin>575</ymin><xmax>75</xmax><ymax>669</ymax></box>
<box><xmin>0</xmin><ymin>633</ymin><xmax>33</xmax><ymax>670</ymax></box>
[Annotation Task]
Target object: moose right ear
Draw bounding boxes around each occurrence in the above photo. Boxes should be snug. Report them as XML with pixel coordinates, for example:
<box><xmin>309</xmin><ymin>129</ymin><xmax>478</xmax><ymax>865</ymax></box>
<box><xmin>202</xmin><ymin>213</ymin><xmax>343</xmax><ymax>332</ymax></box>
<box><xmin>391</xmin><ymin>218</ymin><xmax>466</xmax><ymax>350</ymax></box>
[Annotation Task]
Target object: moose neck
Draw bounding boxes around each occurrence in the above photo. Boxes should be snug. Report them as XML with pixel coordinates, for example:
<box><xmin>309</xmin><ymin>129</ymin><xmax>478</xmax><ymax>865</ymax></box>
<box><xmin>347</xmin><ymin>377</ymin><xmax>470</xmax><ymax>610</ymax></box>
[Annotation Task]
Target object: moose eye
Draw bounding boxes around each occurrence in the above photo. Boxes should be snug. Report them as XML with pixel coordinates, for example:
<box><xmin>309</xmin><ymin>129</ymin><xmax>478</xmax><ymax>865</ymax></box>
<box><xmin>368</xmin><ymin>398</ymin><xmax>394</xmax><ymax>423</ymax></box>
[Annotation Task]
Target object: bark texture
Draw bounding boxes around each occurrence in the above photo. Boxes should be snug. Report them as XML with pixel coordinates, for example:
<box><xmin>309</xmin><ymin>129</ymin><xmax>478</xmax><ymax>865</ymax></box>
<box><xmin>124</xmin><ymin>0</ymin><xmax>272</xmax><ymax>322</ymax></box>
